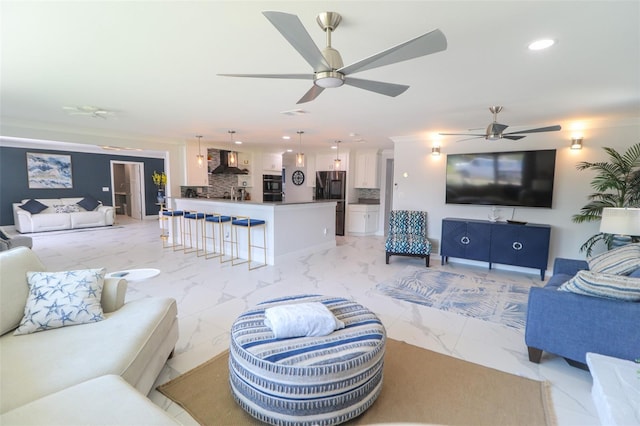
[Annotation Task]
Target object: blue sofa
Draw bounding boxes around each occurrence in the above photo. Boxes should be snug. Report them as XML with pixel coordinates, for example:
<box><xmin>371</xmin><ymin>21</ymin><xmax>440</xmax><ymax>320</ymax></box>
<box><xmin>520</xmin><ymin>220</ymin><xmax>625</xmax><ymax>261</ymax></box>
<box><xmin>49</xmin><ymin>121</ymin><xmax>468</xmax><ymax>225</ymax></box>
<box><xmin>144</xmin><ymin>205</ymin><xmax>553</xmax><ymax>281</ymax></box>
<box><xmin>525</xmin><ymin>257</ymin><xmax>640</xmax><ymax>366</ymax></box>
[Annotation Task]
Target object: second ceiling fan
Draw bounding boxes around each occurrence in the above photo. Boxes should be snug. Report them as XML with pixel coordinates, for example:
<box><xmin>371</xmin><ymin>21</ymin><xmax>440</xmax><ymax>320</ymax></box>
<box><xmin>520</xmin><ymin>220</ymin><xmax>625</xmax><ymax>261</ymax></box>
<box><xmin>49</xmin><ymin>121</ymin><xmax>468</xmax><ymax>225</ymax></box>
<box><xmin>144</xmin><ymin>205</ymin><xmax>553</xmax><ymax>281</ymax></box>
<box><xmin>218</xmin><ymin>11</ymin><xmax>447</xmax><ymax>104</ymax></box>
<box><xmin>440</xmin><ymin>106</ymin><xmax>561</xmax><ymax>142</ymax></box>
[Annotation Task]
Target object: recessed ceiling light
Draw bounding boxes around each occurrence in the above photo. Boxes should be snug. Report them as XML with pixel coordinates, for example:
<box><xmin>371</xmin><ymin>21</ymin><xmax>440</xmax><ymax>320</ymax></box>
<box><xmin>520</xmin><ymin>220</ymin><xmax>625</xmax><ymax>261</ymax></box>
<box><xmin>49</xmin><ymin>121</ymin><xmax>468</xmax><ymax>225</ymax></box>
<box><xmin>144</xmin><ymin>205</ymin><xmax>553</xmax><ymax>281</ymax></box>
<box><xmin>282</xmin><ymin>136</ymin><xmax>291</xmax><ymax>140</ymax></box>
<box><xmin>234</xmin><ymin>140</ymin><xmax>242</xmax><ymax>145</ymax></box>
<box><xmin>286</xmin><ymin>149</ymin><xmax>293</xmax><ymax>152</ymax></box>
<box><xmin>528</xmin><ymin>39</ymin><xmax>555</xmax><ymax>51</ymax></box>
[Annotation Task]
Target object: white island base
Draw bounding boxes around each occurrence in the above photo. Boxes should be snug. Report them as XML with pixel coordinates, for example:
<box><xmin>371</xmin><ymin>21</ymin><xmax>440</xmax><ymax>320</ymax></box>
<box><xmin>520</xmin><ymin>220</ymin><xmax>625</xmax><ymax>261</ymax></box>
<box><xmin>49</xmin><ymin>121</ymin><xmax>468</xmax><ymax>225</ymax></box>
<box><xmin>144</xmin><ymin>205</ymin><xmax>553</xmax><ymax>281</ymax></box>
<box><xmin>172</xmin><ymin>199</ymin><xmax>337</xmax><ymax>266</ymax></box>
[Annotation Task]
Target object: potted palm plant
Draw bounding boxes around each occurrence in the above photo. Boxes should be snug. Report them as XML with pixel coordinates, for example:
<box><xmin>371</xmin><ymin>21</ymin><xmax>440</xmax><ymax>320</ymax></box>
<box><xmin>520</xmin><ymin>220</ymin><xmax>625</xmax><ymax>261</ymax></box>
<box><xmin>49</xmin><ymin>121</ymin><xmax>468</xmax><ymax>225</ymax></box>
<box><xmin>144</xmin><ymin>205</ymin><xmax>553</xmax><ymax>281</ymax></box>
<box><xmin>572</xmin><ymin>142</ymin><xmax>640</xmax><ymax>255</ymax></box>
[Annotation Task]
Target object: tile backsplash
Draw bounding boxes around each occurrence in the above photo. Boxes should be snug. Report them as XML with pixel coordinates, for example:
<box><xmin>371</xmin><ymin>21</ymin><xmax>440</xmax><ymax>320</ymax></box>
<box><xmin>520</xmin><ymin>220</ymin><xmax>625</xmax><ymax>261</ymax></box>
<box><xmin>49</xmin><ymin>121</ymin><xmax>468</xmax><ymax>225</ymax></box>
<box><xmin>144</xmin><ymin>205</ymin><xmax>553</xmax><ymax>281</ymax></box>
<box><xmin>356</xmin><ymin>188</ymin><xmax>380</xmax><ymax>199</ymax></box>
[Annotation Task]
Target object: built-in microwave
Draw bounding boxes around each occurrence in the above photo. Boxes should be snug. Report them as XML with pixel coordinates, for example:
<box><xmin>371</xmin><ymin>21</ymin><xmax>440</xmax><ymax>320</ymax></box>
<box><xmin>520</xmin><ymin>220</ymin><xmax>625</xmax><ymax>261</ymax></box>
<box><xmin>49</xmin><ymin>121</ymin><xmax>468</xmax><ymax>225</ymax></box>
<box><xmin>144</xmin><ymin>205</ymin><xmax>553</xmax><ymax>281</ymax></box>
<box><xmin>263</xmin><ymin>174</ymin><xmax>283</xmax><ymax>202</ymax></box>
<box><xmin>263</xmin><ymin>175</ymin><xmax>282</xmax><ymax>192</ymax></box>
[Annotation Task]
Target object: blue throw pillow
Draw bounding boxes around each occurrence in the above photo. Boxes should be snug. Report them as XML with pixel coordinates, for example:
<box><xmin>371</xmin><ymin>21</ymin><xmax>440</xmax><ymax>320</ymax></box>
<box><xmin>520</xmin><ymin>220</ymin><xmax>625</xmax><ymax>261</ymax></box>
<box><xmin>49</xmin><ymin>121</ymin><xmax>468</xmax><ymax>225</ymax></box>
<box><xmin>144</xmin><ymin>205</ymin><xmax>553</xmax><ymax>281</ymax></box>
<box><xmin>19</xmin><ymin>199</ymin><xmax>48</xmax><ymax>214</ymax></box>
<box><xmin>77</xmin><ymin>195</ymin><xmax>100</xmax><ymax>211</ymax></box>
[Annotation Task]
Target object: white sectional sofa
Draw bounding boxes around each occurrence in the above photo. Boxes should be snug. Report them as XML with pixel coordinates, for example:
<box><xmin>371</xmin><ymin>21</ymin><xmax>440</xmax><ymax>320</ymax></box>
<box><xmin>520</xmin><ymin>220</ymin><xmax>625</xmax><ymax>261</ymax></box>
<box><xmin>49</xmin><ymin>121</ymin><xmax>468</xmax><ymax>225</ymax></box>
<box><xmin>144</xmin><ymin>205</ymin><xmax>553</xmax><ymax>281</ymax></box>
<box><xmin>0</xmin><ymin>247</ymin><xmax>179</xmax><ymax>425</ymax></box>
<box><xmin>12</xmin><ymin>197</ymin><xmax>115</xmax><ymax>233</ymax></box>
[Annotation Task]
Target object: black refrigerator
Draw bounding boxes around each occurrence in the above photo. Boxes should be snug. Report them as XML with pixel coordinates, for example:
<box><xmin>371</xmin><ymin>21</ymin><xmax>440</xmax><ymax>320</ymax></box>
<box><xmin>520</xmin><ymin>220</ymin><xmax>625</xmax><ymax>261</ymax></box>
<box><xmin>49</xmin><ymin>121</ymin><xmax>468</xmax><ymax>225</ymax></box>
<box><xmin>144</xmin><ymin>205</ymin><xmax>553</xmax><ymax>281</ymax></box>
<box><xmin>316</xmin><ymin>171</ymin><xmax>346</xmax><ymax>236</ymax></box>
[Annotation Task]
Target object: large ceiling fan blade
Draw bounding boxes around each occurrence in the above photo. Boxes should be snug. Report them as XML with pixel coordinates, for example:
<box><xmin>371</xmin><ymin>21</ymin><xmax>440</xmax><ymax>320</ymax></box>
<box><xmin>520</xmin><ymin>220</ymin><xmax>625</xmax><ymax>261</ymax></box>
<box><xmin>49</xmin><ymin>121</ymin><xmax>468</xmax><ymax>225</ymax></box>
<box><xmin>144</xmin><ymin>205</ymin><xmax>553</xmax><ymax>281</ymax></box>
<box><xmin>503</xmin><ymin>125</ymin><xmax>561</xmax><ymax>135</ymax></box>
<box><xmin>455</xmin><ymin>136</ymin><xmax>485</xmax><ymax>143</ymax></box>
<box><xmin>262</xmin><ymin>11</ymin><xmax>330</xmax><ymax>73</ymax></box>
<box><xmin>344</xmin><ymin>77</ymin><xmax>409</xmax><ymax>97</ymax></box>
<box><xmin>503</xmin><ymin>135</ymin><xmax>526</xmax><ymax>141</ymax></box>
<box><xmin>297</xmin><ymin>85</ymin><xmax>325</xmax><ymax>104</ymax></box>
<box><xmin>439</xmin><ymin>133</ymin><xmax>486</xmax><ymax>137</ymax></box>
<box><xmin>489</xmin><ymin>123</ymin><xmax>509</xmax><ymax>134</ymax></box>
<box><xmin>217</xmin><ymin>73</ymin><xmax>313</xmax><ymax>80</ymax></box>
<box><xmin>338</xmin><ymin>29</ymin><xmax>447</xmax><ymax>76</ymax></box>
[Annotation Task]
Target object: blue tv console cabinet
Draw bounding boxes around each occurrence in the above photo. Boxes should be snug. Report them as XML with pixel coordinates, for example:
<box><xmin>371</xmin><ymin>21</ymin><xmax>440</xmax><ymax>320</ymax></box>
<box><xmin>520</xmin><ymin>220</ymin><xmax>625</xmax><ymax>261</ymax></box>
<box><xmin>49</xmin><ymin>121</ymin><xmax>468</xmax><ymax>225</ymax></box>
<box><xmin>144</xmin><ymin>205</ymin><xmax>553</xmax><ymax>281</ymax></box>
<box><xmin>441</xmin><ymin>218</ymin><xmax>551</xmax><ymax>280</ymax></box>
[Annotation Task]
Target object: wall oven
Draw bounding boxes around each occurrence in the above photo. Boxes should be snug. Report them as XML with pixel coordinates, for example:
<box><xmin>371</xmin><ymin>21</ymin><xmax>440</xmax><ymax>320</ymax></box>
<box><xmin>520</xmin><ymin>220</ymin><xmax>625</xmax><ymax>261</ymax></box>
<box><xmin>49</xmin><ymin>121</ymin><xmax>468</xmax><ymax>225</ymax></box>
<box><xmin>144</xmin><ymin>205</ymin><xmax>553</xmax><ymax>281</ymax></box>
<box><xmin>263</xmin><ymin>174</ymin><xmax>283</xmax><ymax>202</ymax></box>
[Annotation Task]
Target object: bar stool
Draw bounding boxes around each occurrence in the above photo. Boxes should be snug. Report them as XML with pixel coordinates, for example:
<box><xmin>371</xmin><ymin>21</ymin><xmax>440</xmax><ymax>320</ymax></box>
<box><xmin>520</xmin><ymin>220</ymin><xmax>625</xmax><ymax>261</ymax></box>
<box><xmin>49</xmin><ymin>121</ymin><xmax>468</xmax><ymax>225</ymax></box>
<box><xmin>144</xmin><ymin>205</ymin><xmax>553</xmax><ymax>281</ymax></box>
<box><xmin>203</xmin><ymin>213</ymin><xmax>233</xmax><ymax>260</ymax></box>
<box><xmin>230</xmin><ymin>216</ymin><xmax>267</xmax><ymax>270</ymax></box>
<box><xmin>182</xmin><ymin>210</ymin><xmax>206</xmax><ymax>255</ymax></box>
<box><xmin>160</xmin><ymin>207</ymin><xmax>184</xmax><ymax>251</ymax></box>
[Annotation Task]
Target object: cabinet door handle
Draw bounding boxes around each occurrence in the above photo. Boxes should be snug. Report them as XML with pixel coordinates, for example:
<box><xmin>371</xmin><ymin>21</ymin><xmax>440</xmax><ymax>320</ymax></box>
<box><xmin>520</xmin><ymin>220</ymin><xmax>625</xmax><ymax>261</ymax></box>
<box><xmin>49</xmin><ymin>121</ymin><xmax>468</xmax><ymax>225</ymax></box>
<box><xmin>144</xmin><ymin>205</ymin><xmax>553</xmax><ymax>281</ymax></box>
<box><xmin>512</xmin><ymin>241</ymin><xmax>523</xmax><ymax>250</ymax></box>
<box><xmin>461</xmin><ymin>236</ymin><xmax>470</xmax><ymax>245</ymax></box>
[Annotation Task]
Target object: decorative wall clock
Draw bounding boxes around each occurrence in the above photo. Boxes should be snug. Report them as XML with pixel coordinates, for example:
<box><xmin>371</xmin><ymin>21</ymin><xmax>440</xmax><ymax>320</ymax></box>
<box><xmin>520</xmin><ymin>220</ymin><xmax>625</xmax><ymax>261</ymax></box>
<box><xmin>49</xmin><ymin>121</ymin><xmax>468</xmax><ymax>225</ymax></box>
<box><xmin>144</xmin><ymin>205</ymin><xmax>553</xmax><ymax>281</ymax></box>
<box><xmin>292</xmin><ymin>170</ymin><xmax>305</xmax><ymax>185</ymax></box>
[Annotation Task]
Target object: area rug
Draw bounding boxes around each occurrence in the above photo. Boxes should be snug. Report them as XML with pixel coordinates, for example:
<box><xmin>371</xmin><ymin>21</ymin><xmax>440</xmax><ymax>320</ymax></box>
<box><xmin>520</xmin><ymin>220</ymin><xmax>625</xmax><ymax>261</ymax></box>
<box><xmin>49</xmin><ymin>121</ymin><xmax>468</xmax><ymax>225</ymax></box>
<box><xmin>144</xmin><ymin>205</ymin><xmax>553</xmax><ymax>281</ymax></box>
<box><xmin>376</xmin><ymin>266</ymin><xmax>534</xmax><ymax>330</ymax></box>
<box><xmin>157</xmin><ymin>338</ymin><xmax>555</xmax><ymax>426</ymax></box>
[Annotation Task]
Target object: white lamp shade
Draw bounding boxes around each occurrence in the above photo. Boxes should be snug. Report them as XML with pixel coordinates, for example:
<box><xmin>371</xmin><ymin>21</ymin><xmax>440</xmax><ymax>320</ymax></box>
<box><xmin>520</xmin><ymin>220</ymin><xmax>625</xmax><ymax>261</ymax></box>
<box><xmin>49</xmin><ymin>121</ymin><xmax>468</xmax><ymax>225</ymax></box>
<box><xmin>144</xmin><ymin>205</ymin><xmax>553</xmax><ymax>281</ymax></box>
<box><xmin>599</xmin><ymin>208</ymin><xmax>640</xmax><ymax>236</ymax></box>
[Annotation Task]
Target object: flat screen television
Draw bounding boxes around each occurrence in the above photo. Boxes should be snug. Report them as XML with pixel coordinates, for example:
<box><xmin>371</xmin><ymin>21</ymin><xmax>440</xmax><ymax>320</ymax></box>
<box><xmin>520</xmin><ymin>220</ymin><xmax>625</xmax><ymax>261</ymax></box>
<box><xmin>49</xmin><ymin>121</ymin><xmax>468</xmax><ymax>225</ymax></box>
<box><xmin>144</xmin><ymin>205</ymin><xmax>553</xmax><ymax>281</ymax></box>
<box><xmin>445</xmin><ymin>149</ymin><xmax>556</xmax><ymax>208</ymax></box>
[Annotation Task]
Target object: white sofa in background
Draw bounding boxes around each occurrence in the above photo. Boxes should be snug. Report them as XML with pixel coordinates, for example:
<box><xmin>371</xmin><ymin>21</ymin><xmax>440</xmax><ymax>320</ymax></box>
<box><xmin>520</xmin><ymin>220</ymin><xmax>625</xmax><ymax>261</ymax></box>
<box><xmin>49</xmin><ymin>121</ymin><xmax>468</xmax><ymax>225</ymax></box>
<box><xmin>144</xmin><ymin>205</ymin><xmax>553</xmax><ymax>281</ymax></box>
<box><xmin>12</xmin><ymin>198</ymin><xmax>115</xmax><ymax>233</ymax></box>
<box><xmin>0</xmin><ymin>247</ymin><xmax>179</xmax><ymax>425</ymax></box>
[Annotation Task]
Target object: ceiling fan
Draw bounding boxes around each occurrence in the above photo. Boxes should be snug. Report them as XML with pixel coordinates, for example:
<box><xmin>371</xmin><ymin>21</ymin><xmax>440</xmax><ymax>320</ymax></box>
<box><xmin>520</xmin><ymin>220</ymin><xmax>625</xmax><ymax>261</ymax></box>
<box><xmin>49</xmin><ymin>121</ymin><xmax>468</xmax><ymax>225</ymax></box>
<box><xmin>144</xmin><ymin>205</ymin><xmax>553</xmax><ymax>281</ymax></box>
<box><xmin>439</xmin><ymin>106</ymin><xmax>561</xmax><ymax>141</ymax></box>
<box><xmin>62</xmin><ymin>106</ymin><xmax>115</xmax><ymax>119</ymax></box>
<box><xmin>218</xmin><ymin>11</ymin><xmax>447</xmax><ymax>104</ymax></box>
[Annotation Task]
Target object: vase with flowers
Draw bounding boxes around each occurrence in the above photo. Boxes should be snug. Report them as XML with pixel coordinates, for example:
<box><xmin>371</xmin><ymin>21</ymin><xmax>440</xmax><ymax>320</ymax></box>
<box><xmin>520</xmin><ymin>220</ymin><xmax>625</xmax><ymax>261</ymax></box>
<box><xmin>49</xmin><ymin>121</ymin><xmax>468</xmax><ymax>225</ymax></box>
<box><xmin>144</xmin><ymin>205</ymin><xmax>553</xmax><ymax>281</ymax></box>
<box><xmin>152</xmin><ymin>171</ymin><xmax>167</xmax><ymax>204</ymax></box>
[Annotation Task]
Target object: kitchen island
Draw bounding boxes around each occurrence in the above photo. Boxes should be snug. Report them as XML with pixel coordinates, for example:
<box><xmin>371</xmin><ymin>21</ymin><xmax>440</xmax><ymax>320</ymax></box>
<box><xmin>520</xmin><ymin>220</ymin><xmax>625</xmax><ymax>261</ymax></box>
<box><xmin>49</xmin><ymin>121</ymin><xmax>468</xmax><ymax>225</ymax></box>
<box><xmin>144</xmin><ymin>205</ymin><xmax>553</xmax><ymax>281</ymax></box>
<box><xmin>172</xmin><ymin>198</ymin><xmax>337</xmax><ymax>265</ymax></box>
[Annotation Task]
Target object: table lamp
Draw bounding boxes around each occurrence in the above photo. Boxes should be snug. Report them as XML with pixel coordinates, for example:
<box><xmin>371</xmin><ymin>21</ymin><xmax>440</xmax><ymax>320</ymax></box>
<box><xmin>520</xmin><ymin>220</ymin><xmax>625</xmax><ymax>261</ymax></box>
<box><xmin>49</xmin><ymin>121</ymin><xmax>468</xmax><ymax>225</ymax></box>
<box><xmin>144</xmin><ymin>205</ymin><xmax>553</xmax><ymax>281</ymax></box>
<box><xmin>599</xmin><ymin>207</ymin><xmax>640</xmax><ymax>248</ymax></box>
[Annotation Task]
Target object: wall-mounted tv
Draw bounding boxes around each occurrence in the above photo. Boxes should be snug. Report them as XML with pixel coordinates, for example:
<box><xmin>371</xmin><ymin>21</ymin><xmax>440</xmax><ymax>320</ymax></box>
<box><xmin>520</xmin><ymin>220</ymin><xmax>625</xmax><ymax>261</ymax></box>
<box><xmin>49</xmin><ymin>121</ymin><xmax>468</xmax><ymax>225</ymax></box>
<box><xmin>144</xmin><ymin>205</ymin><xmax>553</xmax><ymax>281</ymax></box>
<box><xmin>445</xmin><ymin>149</ymin><xmax>556</xmax><ymax>208</ymax></box>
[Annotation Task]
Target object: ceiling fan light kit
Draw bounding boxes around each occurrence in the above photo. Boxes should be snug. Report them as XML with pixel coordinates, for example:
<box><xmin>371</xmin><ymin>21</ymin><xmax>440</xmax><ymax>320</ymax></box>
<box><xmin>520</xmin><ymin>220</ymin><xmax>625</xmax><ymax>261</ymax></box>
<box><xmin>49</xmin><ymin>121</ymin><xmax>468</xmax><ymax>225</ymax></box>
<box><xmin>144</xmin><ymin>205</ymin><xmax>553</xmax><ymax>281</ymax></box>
<box><xmin>218</xmin><ymin>10</ymin><xmax>447</xmax><ymax>104</ymax></box>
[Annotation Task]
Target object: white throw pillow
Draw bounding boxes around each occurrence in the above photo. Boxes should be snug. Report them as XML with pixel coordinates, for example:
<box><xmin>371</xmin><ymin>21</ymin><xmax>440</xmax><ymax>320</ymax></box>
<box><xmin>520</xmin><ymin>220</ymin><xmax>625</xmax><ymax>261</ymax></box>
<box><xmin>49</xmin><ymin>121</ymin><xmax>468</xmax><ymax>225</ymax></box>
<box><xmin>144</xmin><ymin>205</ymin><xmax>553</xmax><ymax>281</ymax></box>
<box><xmin>264</xmin><ymin>302</ymin><xmax>345</xmax><ymax>339</ymax></box>
<box><xmin>559</xmin><ymin>269</ymin><xmax>640</xmax><ymax>301</ymax></box>
<box><xmin>14</xmin><ymin>268</ymin><xmax>106</xmax><ymax>335</ymax></box>
<box><xmin>588</xmin><ymin>243</ymin><xmax>640</xmax><ymax>275</ymax></box>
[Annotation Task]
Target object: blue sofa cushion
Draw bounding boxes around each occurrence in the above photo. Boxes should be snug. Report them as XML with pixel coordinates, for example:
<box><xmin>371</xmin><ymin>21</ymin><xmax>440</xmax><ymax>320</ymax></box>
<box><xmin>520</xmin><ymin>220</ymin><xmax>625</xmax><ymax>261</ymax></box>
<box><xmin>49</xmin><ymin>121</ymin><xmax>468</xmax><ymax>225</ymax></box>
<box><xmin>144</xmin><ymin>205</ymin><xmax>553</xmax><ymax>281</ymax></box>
<box><xmin>559</xmin><ymin>270</ymin><xmax>640</xmax><ymax>301</ymax></box>
<box><xmin>77</xmin><ymin>195</ymin><xmax>100</xmax><ymax>212</ymax></box>
<box><xmin>588</xmin><ymin>243</ymin><xmax>640</xmax><ymax>275</ymax></box>
<box><xmin>19</xmin><ymin>199</ymin><xmax>48</xmax><ymax>214</ymax></box>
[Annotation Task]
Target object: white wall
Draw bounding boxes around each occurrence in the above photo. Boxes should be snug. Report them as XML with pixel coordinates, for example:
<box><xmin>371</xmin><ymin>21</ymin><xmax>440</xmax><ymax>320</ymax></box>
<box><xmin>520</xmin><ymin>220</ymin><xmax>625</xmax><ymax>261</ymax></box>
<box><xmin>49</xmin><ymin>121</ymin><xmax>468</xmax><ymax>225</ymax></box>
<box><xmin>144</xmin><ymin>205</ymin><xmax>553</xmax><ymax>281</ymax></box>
<box><xmin>390</xmin><ymin>123</ymin><xmax>639</xmax><ymax>263</ymax></box>
<box><xmin>282</xmin><ymin>152</ymin><xmax>314</xmax><ymax>202</ymax></box>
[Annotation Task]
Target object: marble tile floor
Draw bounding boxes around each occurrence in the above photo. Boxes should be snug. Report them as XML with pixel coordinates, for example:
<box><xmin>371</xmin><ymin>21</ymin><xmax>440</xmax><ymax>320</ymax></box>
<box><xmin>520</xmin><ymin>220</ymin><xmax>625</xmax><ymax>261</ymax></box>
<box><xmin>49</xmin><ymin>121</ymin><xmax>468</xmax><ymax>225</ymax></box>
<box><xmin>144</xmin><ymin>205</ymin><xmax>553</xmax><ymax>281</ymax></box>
<box><xmin>24</xmin><ymin>217</ymin><xmax>598</xmax><ymax>426</ymax></box>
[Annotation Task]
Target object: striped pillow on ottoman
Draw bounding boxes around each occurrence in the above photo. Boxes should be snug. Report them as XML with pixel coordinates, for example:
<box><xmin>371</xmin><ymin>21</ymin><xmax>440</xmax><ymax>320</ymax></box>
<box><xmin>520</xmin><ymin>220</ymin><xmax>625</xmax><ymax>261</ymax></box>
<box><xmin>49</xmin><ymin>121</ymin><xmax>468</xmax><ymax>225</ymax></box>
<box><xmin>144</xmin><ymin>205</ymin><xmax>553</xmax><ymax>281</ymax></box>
<box><xmin>229</xmin><ymin>294</ymin><xmax>386</xmax><ymax>426</ymax></box>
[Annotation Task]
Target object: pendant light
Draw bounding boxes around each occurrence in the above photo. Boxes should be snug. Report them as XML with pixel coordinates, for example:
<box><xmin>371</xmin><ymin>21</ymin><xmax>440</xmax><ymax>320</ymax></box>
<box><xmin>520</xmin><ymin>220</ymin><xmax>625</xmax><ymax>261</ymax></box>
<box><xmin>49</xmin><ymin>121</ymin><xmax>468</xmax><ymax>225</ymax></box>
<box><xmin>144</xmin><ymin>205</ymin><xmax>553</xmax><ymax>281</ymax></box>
<box><xmin>227</xmin><ymin>130</ymin><xmax>238</xmax><ymax>168</ymax></box>
<box><xmin>196</xmin><ymin>135</ymin><xmax>204</xmax><ymax>168</ymax></box>
<box><xmin>334</xmin><ymin>140</ymin><xmax>342</xmax><ymax>170</ymax></box>
<box><xmin>296</xmin><ymin>130</ymin><xmax>305</xmax><ymax>167</ymax></box>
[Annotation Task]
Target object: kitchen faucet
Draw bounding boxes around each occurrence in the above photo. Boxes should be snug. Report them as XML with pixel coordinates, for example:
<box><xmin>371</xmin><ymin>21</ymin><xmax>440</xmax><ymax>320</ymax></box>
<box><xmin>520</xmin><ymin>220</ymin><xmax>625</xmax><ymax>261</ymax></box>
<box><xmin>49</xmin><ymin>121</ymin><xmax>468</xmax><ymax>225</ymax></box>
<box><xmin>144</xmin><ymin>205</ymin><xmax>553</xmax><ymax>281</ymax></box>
<box><xmin>230</xmin><ymin>186</ymin><xmax>236</xmax><ymax>201</ymax></box>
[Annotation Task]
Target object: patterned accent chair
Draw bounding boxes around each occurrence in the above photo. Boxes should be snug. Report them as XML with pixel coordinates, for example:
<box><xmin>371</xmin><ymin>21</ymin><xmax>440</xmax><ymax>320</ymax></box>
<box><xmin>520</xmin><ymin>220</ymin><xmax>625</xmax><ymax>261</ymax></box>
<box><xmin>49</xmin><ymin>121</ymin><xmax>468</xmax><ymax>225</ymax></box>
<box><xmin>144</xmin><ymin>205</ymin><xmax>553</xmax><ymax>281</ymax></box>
<box><xmin>385</xmin><ymin>210</ymin><xmax>431</xmax><ymax>267</ymax></box>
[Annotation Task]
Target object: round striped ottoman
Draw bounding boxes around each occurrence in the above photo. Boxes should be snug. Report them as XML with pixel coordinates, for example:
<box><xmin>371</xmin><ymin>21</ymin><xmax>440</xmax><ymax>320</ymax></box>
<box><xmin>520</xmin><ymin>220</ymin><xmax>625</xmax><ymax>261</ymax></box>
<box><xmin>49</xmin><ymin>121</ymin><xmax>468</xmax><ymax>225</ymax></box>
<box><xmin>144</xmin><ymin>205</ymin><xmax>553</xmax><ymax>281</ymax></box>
<box><xmin>229</xmin><ymin>295</ymin><xmax>386</xmax><ymax>426</ymax></box>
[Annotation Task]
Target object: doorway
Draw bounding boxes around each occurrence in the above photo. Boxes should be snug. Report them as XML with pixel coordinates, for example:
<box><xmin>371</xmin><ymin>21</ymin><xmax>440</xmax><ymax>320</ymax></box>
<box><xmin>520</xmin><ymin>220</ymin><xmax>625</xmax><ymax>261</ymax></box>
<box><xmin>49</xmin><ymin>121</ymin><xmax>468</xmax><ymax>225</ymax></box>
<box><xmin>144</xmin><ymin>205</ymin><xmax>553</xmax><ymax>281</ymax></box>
<box><xmin>111</xmin><ymin>161</ymin><xmax>145</xmax><ymax>220</ymax></box>
<box><xmin>384</xmin><ymin>158</ymin><xmax>394</xmax><ymax>237</ymax></box>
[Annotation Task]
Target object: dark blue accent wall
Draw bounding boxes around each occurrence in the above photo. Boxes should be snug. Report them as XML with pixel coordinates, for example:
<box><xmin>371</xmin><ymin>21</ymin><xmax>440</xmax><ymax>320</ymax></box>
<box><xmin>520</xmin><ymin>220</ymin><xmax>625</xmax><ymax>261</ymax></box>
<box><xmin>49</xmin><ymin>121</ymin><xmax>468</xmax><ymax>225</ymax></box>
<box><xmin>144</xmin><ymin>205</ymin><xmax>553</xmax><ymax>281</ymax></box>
<box><xmin>0</xmin><ymin>146</ymin><xmax>165</xmax><ymax>226</ymax></box>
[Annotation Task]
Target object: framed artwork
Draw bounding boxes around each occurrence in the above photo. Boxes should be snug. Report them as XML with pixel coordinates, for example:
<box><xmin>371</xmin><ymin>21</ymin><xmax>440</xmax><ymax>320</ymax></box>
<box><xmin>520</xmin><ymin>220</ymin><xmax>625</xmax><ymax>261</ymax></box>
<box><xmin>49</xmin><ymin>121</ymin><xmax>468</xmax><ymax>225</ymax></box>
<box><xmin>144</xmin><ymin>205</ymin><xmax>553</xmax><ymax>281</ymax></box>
<box><xmin>27</xmin><ymin>152</ymin><xmax>73</xmax><ymax>188</ymax></box>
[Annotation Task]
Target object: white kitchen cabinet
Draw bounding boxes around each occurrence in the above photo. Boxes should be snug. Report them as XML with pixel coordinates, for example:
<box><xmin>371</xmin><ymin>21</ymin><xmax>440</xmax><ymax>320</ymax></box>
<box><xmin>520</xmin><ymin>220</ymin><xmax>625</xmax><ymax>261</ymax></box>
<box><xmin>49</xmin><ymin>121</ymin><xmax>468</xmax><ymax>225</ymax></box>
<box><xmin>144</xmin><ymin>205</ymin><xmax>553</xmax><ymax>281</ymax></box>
<box><xmin>347</xmin><ymin>204</ymin><xmax>380</xmax><ymax>235</ymax></box>
<box><xmin>306</xmin><ymin>156</ymin><xmax>316</xmax><ymax>187</ymax></box>
<box><xmin>315</xmin><ymin>153</ymin><xmax>348</xmax><ymax>171</ymax></box>
<box><xmin>186</xmin><ymin>142</ymin><xmax>208</xmax><ymax>186</ymax></box>
<box><xmin>354</xmin><ymin>150</ymin><xmax>379</xmax><ymax>188</ymax></box>
<box><xmin>238</xmin><ymin>152</ymin><xmax>252</xmax><ymax>172</ymax></box>
<box><xmin>263</xmin><ymin>153</ymin><xmax>282</xmax><ymax>173</ymax></box>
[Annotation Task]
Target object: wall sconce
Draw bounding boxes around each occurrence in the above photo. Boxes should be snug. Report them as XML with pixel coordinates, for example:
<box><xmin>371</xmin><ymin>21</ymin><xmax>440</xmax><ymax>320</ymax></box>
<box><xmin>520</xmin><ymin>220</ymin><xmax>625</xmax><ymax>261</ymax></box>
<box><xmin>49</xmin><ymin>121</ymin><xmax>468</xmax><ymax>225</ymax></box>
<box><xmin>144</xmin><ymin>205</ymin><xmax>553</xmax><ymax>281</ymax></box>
<box><xmin>431</xmin><ymin>146</ymin><xmax>441</xmax><ymax>156</ymax></box>
<box><xmin>570</xmin><ymin>137</ymin><xmax>583</xmax><ymax>150</ymax></box>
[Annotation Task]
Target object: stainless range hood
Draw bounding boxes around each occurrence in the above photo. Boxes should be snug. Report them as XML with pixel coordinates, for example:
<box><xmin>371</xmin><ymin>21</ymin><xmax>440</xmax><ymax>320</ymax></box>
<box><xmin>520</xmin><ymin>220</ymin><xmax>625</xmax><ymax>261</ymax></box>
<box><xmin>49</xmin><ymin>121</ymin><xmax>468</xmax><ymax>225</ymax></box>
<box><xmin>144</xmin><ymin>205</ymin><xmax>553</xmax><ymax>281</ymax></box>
<box><xmin>210</xmin><ymin>150</ymin><xmax>248</xmax><ymax>174</ymax></box>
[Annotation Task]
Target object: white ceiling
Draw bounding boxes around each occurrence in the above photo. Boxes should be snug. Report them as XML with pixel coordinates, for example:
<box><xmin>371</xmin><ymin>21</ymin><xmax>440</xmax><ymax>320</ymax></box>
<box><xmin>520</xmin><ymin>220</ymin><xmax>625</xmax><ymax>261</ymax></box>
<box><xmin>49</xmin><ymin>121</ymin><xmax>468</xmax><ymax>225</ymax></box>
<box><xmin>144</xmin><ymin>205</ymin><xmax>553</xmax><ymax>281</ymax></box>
<box><xmin>2</xmin><ymin>1</ymin><xmax>639</xmax><ymax>154</ymax></box>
